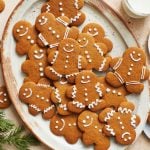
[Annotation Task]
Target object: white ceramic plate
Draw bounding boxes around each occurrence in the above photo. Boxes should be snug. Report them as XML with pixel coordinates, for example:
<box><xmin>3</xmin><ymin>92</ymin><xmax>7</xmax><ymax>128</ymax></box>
<box><xmin>1</xmin><ymin>0</ymin><xmax>149</xmax><ymax>150</ymax></box>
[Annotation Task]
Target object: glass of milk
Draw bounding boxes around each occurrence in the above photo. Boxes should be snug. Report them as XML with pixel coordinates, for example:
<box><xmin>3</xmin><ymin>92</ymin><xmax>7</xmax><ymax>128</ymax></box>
<box><xmin>122</xmin><ymin>0</ymin><xmax>150</xmax><ymax>18</ymax></box>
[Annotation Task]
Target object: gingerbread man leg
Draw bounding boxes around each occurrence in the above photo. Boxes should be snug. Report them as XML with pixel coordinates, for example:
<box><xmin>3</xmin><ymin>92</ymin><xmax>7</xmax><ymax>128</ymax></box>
<box><xmin>45</xmin><ymin>67</ymin><xmax>62</xmax><ymax>81</ymax></box>
<box><xmin>106</xmin><ymin>72</ymin><xmax>123</xmax><ymax>87</ymax></box>
<box><xmin>125</xmin><ymin>82</ymin><xmax>144</xmax><ymax>93</ymax></box>
<box><xmin>28</xmin><ymin>104</ymin><xmax>41</xmax><ymax>116</ymax></box>
<box><xmin>68</xmin><ymin>101</ymin><xmax>85</xmax><ymax>113</ymax></box>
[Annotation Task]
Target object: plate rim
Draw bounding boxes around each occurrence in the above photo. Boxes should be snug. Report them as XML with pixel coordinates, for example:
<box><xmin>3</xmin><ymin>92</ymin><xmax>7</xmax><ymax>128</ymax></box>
<box><xmin>1</xmin><ymin>0</ymin><xmax>147</xmax><ymax>149</ymax></box>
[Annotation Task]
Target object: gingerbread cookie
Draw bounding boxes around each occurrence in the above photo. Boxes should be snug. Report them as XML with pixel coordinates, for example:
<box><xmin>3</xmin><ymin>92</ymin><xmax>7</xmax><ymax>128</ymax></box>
<box><xmin>41</xmin><ymin>0</ymin><xmax>85</xmax><ymax>26</ymax></box>
<box><xmin>0</xmin><ymin>0</ymin><xmax>5</xmax><ymax>12</ymax></box>
<box><xmin>78</xmin><ymin>111</ymin><xmax>110</xmax><ymax>150</ymax></box>
<box><xmin>13</xmin><ymin>21</ymin><xmax>37</xmax><ymax>55</ymax></box>
<box><xmin>77</xmin><ymin>33</ymin><xmax>111</xmax><ymax>71</ymax></box>
<box><xmin>106</xmin><ymin>47</ymin><xmax>149</xmax><ymax>93</ymax></box>
<box><xmin>21</xmin><ymin>44</ymin><xmax>48</xmax><ymax>83</ymax></box>
<box><xmin>82</xmin><ymin>23</ymin><xmax>113</xmax><ymax>52</ymax></box>
<box><xmin>19</xmin><ymin>78</ymin><xmax>56</xmax><ymax>120</ymax></box>
<box><xmin>50</xmin><ymin>114</ymin><xmax>82</xmax><ymax>144</ymax></box>
<box><xmin>0</xmin><ymin>86</ymin><xmax>11</xmax><ymax>109</ymax></box>
<box><xmin>99</xmin><ymin>77</ymin><xmax>128</xmax><ymax>110</ymax></box>
<box><xmin>51</xmin><ymin>79</ymin><xmax>72</xmax><ymax>115</ymax></box>
<box><xmin>35</xmin><ymin>13</ymin><xmax>79</xmax><ymax>50</ymax></box>
<box><xmin>99</xmin><ymin>101</ymin><xmax>140</xmax><ymax>145</ymax></box>
<box><xmin>45</xmin><ymin>38</ymin><xmax>87</xmax><ymax>83</ymax></box>
<box><xmin>66</xmin><ymin>70</ymin><xmax>106</xmax><ymax>113</ymax></box>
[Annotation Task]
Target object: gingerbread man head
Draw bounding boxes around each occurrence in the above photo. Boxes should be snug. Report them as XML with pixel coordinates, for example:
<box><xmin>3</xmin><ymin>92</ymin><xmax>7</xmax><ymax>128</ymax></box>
<box><xmin>99</xmin><ymin>101</ymin><xmax>140</xmax><ymax>145</ymax></box>
<box><xmin>41</xmin><ymin>0</ymin><xmax>85</xmax><ymax>26</ymax></box>
<box><xmin>35</xmin><ymin>13</ymin><xmax>79</xmax><ymax>49</ymax></box>
<box><xmin>13</xmin><ymin>21</ymin><xmax>37</xmax><ymax>55</ymax></box>
<box><xmin>82</xmin><ymin>23</ymin><xmax>113</xmax><ymax>52</ymax></box>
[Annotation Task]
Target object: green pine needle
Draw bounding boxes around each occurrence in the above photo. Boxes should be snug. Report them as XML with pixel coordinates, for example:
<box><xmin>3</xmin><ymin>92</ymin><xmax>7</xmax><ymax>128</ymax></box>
<box><xmin>0</xmin><ymin>111</ymin><xmax>40</xmax><ymax>150</ymax></box>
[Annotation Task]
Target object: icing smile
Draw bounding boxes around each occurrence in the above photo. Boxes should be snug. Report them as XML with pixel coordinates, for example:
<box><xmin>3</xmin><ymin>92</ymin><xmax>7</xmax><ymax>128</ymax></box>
<box><xmin>87</xmin><ymin>31</ymin><xmax>98</xmax><ymax>37</ymax></box>
<box><xmin>23</xmin><ymin>88</ymin><xmax>32</xmax><ymax>98</ymax></box>
<box><xmin>121</xmin><ymin>132</ymin><xmax>132</xmax><ymax>141</ymax></box>
<box><xmin>34</xmin><ymin>49</ymin><xmax>44</xmax><ymax>59</ymax></box>
<box><xmin>17</xmin><ymin>27</ymin><xmax>29</xmax><ymax>37</ymax></box>
<box><xmin>81</xmin><ymin>75</ymin><xmax>91</xmax><ymax>84</ymax></box>
<box><xmin>63</xmin><ymin>44</ymin><xmax>74</xmax><ymax>53</ymax></box>
<box><xmin>38</xmin><ymin>16</ymin><xmax>48</xmax><ymax>25</ymax></box>
<box><xmin>55</xmin><ymin>119</ymin><xmax>65</xmax><ymax>131</ymax></box>
<box><xmin>34</xmin><ymin>54</ymin><xmax>44</xmax><ymax>59</ymax></box>
<box><xmin>82</xmin><ymin>116</ymin><xmax>94</xmax><ymax>127</ymax></box>
<box><xmin>81</xmin><ymin>80</ymin><xmax>90</xmax><ymax>84</ymax></box>
<box><xmin>130</xmin><ymin>51</ymin><xmax>141</xmax><ymax>62</ymax></box>
<box><xmin>79</xmin><ymin>40</ymin><xmax>89</xmax><ymax>48</ymax></box>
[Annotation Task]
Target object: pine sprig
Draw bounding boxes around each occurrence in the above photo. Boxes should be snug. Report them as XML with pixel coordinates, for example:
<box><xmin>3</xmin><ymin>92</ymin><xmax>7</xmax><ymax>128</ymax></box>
<box><xmin>0</xmin><ymin>111</ymin><xmax>40</xmax><ymax>150</ymax></box>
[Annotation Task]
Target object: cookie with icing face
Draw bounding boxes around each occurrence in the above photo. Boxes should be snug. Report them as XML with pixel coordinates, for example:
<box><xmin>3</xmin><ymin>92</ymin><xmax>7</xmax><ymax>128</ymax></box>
<box><xmin>99</xmin><ymin>77</ymin><xmax>128</xmax><ymax>110</ymax></box>
<box><xmin>51</xmin><ymin>79</ymin><xmax>72</xmax><ymax>115</ymax></box>
<box><xmin>21</xmin><ymin>44</ymin><xmax>48</xmax><ymax>83</ymax></box>
<box><xmin>82</xmin><ymin>23</ymin><xmax>113</xmax><ymax>52</ymax></box>
<box><xmin>41</xmin><ymin>0</ymin><xmax>85</xmax><ymax>26</ymax></box>
<box><xmin>78</xmin><ymin>111</ymin><xmax>110</xmax><ymax>150</ymax></box>
<box><xmin>66</xmin><ymin>70</ymin><xmax>106</xmax><ymax>113</ymax></box>
<box><xmin>35</xmin><ymin>13</ymin><xmax>79</xmax><ymax>51</ymax></box>
<box><xmin>45</xmin><ymin>38</ymin><xmax>87</xmax><ymax>83</ymax></box>
<box><xmin>13</xmin><ymin>21</ymin><xmax>37</xmax><ymax>55</ymax></box>
<box><xmin>106</xmin><ymin>47</ymin><xmax>149</xmax><ymax>93</ymax></box>
<box><xmin>50</xmin><ymin>114</ymin><xmax>82</xmax><ymax>144</ymax></box>
<box><xmin>19</xmin><ymin>78</ymin><xmax>56</xmax><ymax>120</ymax></box>
<box><xmin>77</xmin><ymin>33</ymin><xmax>112</xmax><ymax>71</ymax></box>
<box><xmin>0</xmin><ymin>86</ymin><xmax>11</xmax><ymax>109</ymax></box>
<box><xmin>0</xmin><ymin>0</ymin><xmax>5</xmax><ymax>12</ymax></box>
<box><xmin>99</xmin><ymin>101</ymin><xmax>140</xmax><ymax>145</ymax></box>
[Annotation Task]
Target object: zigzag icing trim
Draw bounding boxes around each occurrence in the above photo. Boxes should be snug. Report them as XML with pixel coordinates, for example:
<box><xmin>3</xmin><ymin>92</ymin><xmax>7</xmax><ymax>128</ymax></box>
<box><xmin>70</xmin><ymin>12</ymin><xmax>81</xmax><ymax>23</ymax></box>
<box><xmin>118</xmin><ymin>107</ymin><xmax>132</xmax><ymax>114</ymax></box>
<box><xmin>105</xmin><ymin>125</ymin><xmax>116</xmax><ymax>136</ymax></box>
<box><xmin>88</xmin><ymin>99</ymin><xmax>102</xmax><ymax>109</ymax></box>
<box><xmin>51</xmin><ymin>51</ymin><xmax>59</xmax><ymax>65</ymax></box>
<box><xmin>99</xmin><ymin>58</ymin><xmax>106</xmax><ymax>71</ymax></box>
<box><xmin>94</xmin><ymin>44</ymin><xmax>104</xmax><ymax>56</ymax></box>
<box><xmin>49</xmin><ymin>68</ymin><xmax>62</xmax><ymax>78</ymax></box>
<box><xmin>95</xmin><ymin>82</ymin><xmax>103</xmax><ymax>97</ymax></box>
<box><xmin>43</xmin><ymin>105</ymin><xmax>55</xmax><ymax>113</ymax></box>
<box><xmin>72</xmin><ymin>100</ymin><xmax>85</xmax><ymax>108</ymax></box>
<box><xmin>64</xmin><ymin>27</ymin><xmax>70</xmax><ymax>39</ymax></box>
<box><xmin>55</xmin><ymin>89</ymin><xmax>62</xmax><ymax>103</ymax></box>
<box><xmin>104</xmin><ymin>110</ymin><xmax>115</xmax><ymax>122</ymax></box>
<box><xmin>66</xmin><ymin>72</ymin><xmax>79</xmax><ymax>78</ymax></box>
<box><xmin>72</xmin><ymin>85</ymin><xmax>77</xmax><ymax>98</ymax></box>
<box><xmin>74</xmin><ymin>0</ymin><xmax>79</xmax><ymax>9</ymax></box>
<box><xmin>29</xmin><ymin>104</ymin><xmax>41</xmax><ymax>112</ymax></box>
<box><xmin>113</xmin><ymin>58</ymin><xmax>122</xmax><ymax>70</ymax></box>
<box><xmin>78</xmin><ymin>55</ymin><xmax>82</xmax><ymax>69</ymax></box>
<box><xmin>49</xmin><ymin>43</ymin><xmax>59</xmax><ymax>49</ymax></box>
<box><xmin>59</xmin><ymin>104</ymin><xmax>67</xmax><ymax>111</ymax></box>
<box><xmin>131</xmin><ymin>115</ymin><xmax>137</xmax><ymax>128</ymax></box>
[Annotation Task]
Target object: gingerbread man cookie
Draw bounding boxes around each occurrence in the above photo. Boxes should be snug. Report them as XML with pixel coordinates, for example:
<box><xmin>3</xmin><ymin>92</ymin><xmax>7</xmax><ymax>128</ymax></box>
<box><xmin>0</xmin><ymin>86</ymin><xmax>11</xmax><ymax>109</ymax></box>
<box><xmin>21</xmin><ymin>44</ymin><xmax>48</xmax><ymax>83</ymax></box>
<box><xmin>77</xmin><ymin>33</ymin><xmax>112</xmax><ymax>71</ymax></box>
<box><xmin>106</xmin><ymin>47</ymin><xmax>149</xmax><ymax>93</ymax></box>
<box><xmin>99</xmin><ymin>101</ymin><xmax>140</xmax><ymax>145</ymax></box>
<box><xmin>78</xmin><ymin>111</ymin><xmax>110</xmax><ymax>150</ymax></box>
<box><xmin>45</xmin><ymin>38</ymin><xmax>87</xmax><ymax>83</ymax></box>
<box><xmin>0</xmin><ymin>0</ymin><xmax>5</xmax><ymax>12</ymax></box>
<box><xmin>35</xmin><ymin>13</ymin><xmax>79</xmax><ymax>50</ymax></box>
<box><xmin>82</xmin><ymin>23</ymin><xmax>113</xmax><ymax>52</ymax></box>
<box><xmin>19</xmin><ymin>78</ymin><xmax>56</xmax><ymax>120</ymax></box>
<box><xmin>99</xmin><ymin>77</ymin><xmax>128</xmax><ymax>110</ymax></box>
<box><xmin>66</xmin><ymin>70</ymin><xmax>106</xmax><ymax>113</ymax></box>
<box><xmin>41</xmin><ymin>0</ymin><xmax>85</xmax><ymax>26</ymax></box>
<box><xmin>50</xmin><ymin>114</ymin><xmax>82</xmax><ymax>144</ymax></box>
<box><xmin>13</xmin><ymin>21</ymin><xmax>37</xmax><ymax>55</ymax></box>
<box><xmin>51</xmin><ymin>79</ymin><xmax>72</xmax><ymax>115</ymax></box>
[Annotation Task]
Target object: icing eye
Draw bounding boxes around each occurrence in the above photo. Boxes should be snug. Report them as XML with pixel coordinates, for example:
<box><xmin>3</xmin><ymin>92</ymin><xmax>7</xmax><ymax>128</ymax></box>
<box><xmin>82</xmin><ymin>76</ymin><xmax>85</xmax><ymax>79</ymax></box>
<box><xmin>48</xmin><ymin>27</ymin><xmax>52</xmax><ymax>31</ymax></box>
<box><xmin>87</xmin><ymin>76</ymin><xmax>90</xmax><ymax>79</ymax></box>
<box><xmin>83</xmin><ymin>38</ymin><xmax>86</xmax><ymax>41</ymax></box>
<box><xmin>88</xmin><ymin>28</ymin><xmax>92</xmax><ymax>32</ymax></box>
<box><xmin>59</xmin><ymin>2</ymin><xmax>63</xmax><ymax>5</ymax></box>
<box><xmin>71</xmin><ymin>45</ymin><xmax>74</xmax><ymax>48</ymax></box>
<box><xmin>4</xmin><ymin>93</ymin><xmax>7</xmax><ymax>96</ymax></box>
<box><xmin>133</xmin><ymin>51</ymin><xmax>135</xmax><ymax>54</ymax></box>
<box><xmin>66</xmin><ymin>44</ymin><xmax>69</xmax><ymax>47</ymax></box>
<box><xmin>82</xmin><ymin>120</ymin><xmax>86</xmax><ymax>123</ymax></box>
<box><xmin>20</xmin><ymin>25</ymin><xmax>23</xmax><ymax>29</ymax></box>
<box><xmin>138</xmin><ymin>53</ymin><xmax>141</xmax><ymax>57</ymax></box>
<box><xmin>42</xmin><ymin>16</ymin><xmax>45</xmax><ymax>19</ymax></box>
<box><xmin>39</xmin><ymin>19</ymin><xmax>42</xmax><ymax>23</ymax></box>
<box><xmin>17</xmin><ymin>29</ymin><xmax>20</xmax><ymax>33</ymax></box>
<box><xmin>27</xmin><ymin>36</ymin><xmax>31</xmax><ymax>40</ymax></box>
<box><xmin>94</xmin><ymin>28</ymin><xmax>97</xmax><ymax>31</ymax></box>
<box><xmin>59</xmin><ymin>8</ymin><xmax>63</xmax><ymax>11</ymax></box>
<box><xmin>56</xmin><ymin>121</ymin><xmax>59</xmax><ymax>124</ymax></box>
<box><xmin>34</xmin><ymin>50</ymin><xmax>38</xmax><ymax>54</ymax></box>
<box><xmin>86</xmin><ymin>116</ymin><xmax>90</xmax><ymax>119</ymax></box>
<box><xmin>61</xmin><ymin>13</ymin><xmax>65</xmax><ymax>16</ymax></box>
<box><xmin>56</xmin><ymin>35</ymin><xmax>60</xmax><ymax>38</ymax></box>
<box><xmin>40</xmin><ymin>49</ymin><xmax>43</xmax><ymax>53</ymax></box>
<box><xmin>52</xmin><ymin>30</ymin><xmax>56</xmax><ymax>34</ymax></box>
<box><xmin>78</xmin><ymin>39</ymin><xmax>81</xmax><ymax>43</ymax></box>
<box><xmin>25</xmin><ymin>88</ymin><xmax>28</xmax><ymax>92</ymax></box>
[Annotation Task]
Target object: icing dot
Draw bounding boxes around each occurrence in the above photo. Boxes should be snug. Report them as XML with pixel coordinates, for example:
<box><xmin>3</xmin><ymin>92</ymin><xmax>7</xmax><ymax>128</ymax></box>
<box><xmin>86</xmin><ymin>116</ymin><xmax>90</xmax><ymax>119</ymax></box>
<box><xmin>131</xmin><ymin>64</ymin><xmax>134</xmax><ymax>67</ymax></box>
<box><xmin>55</xmin><ymin>126</ymin><xmax>58</xmax><ymax>129</ymax></box>
<box><xmin>59</xmin><ymin>2</ymin><xmax>63</xmax><ymax>5</ymax></box>
<box><xmin>68</xmin><ymin>123</ymin><xmax>71</xmax><ymax>127</ymax></box>
<box><xmin>127</xmin><ymin>72</ymin><xmax>131</xmax><ymax>76</ymax></box>
<box><xmin>39</xmin><ymin>62</ymin><xmax>43</xmax><ymax>66</ymax></box>
<box><xmin>59</xmin><ymin>8</ymin><xmax>63</xmax><ymax>11</ymax></box>
<box><xmin>66</xmin><ymin>60</ymin><xmax>69</xmax><ymax>63</ymax></box>
<box><xmin>121</xmin><ymin>126</ymin><xmax>125</xmax><ymax>129</ymax></box>
<box><xmin>64</xmin><ymin>107</ymin><xmax>67</xmax><ymax>111</ymax></box>
<box><xmin>86</xmin><ymin>55</ymin><xmax>90</xmax><ymax>59</ymax></box>
<box><xmin>85</xmin><ymin>98</ymin><xmax>88</xmax><ymax>102</ymax></box>
<box><xmin>40</xmin><ymin>49</ymin><xmax>43</xmax><ymax>53</ymax></box>
<box><xmin>133</xmin><ymin>51</ymin><xmax>135</xmax><ymax>54</ymax></box>
<box><xmin>46</xmin><ymin>99</ymin><xmax>49</xmax><ymax>102</ymax></box>
<box><xmin>112</xmin><ymin>90</ymin><xmax>116</xmax><ymax>94</ymax></box>
<box><xmin>42</xmin><ymin>16</ymin><xmax>45</xmax><ymax>19</ymax></box>
<box><xmin>82</xmin><ymin>120</ymin><xmax>86</xmax><ymax>123</ymax></box>
<box><xmin>129</xmin><ymin>68</ymin><xmax>132</xmax><ymax>71</ymax></box>
<box><xmin>61</xmin><ymin>13</ymin><xmax>65</xmax><ymax>16</ymax></box>
<box><xmin>49</xmin><ymin>27</ymin><xmax>52</xmax><ymax>31</ymax></box>
<box><xmin>99</xmin><ymin>129</ymin><xmax>102</xmax><ymax>132</ymax></box>
<box><xmin>36</xmin><ymin>95</ymin><xmax>40</xmax><ymax>98</ymax></box>
<box><xmin>52</xmin><ymin>30</ymin><xmax>56</xmax><ymax>34</ymax></box>
<box><xmin>17</xmin><ymin>29</ymin><xmax>20</xmax><ymax>33</ymax></box>
<box><xmin>124</xmin><ymin>139</ymin><xmax>127</xmax><ymax>142</ymax></box>
<box><xmin>40</xmin><ymin>73</ymin><xmax>44</xmax><ymax>76</ymax></box>
<box><xmin>83</xmin><ymin>37</ymin><xmax>86</xmax><ymax>41</ymax></box>
<box><xmin>39</xmin><ymin>19</ymin><xmax>42</xmax><ymax>23</ymax></box>
<box><xmin>30</xmin><ymin>40</ymin><xmax>34</xmax><ymax>44</ymax></box>
<box><xmin>71</xmin><ymin>45</ymin><xmax>74</xmax><ymax>48</ymax></box>
<box><xmin>138</xmin><ymin>53</ymin><xmax>141</xmax><ymax>57</ymax></box>
<box><xmin>23</xmin><ymin>93</ymin><xmax>26</xmax><ymax>96</ymax></box>
<box><xmin>56</xmin><ymin>121</ymin><xmax>59</xmax><ymax>124</ymax></box>
<box><xmin>85</xmin><ymin>51</ymin><xmax>88</xmax><ymax>54</ymax></box>
<box><xmin>41</xmin><ymin>97</ymin><xmax>44</xmax><ymax>100</ymax></box>
<box><xmin>84</xmin><ymin>93</ymin><xmax>88</xmax><ymax>96</ymax></box>
<box><xmin>78</xmin><ymin>39</ymin><xmax>81</xmax><ymax>43</ymax></box>
<box><xmin>66</xmin><ymin>55</ymin><xmax>69</xmax><ymax>58</ymax></box>
<box><xmin>106</xmin><ymin>88</ymin><xmax>111</xmax><ymax>93</ymax></box>
<box><xmin>4</xmin><ymin>93</ymin><xmax>7</xmax><ymax>96</ymax></box>
<box><xmin>128</xmin><ymin>137</ymin><xmax>131</xmax><ymax>140</ymax></box>
<box><xmin>94</xmin><ymin>126</ymin><xmax>98</xmax><ymax>129</ymax></box>
<box><xmin>73</xmin><ymin>123</ymin><xmax>76</xmax><ymax>126</ymax></box>
<box><xmin>94</xmin><ymin>28</ymin><xmax>97</xmax><ymax>31</ymax></box>
<box><xmin>64</xmin><ymin>66</ymin><xmax>68</xmax><ymax>69</ymax></box>
<box><xmin>88</xmin><ymin>28</ymin><xmax>92</xmax><ymax>32</ymax></box>
<box><xmin>82</xmin><ymin>76</ymin><xmax>85</xmax><ymax>79</ymax></box>
<box><xmin>27</xmin><ymin>36</ymin><xmax>31</xmax><ymax>40</ymax></box>
<box><xmin>120</xmin><ymin>122</ymin><xmax>123</xmax><ymax>125</ymax></box>
<box><xmin>117</xmin><ymin>117</ymin><xmax>120</xmax><ymax>120</ymax></box>
<box><xmin>88</xmin><ymin>59</ymin><xmax>92</xmax><ymax>63</ymax></box>
<box><xmin>56</xmin><ymin>35</ymin><xmax>60</xmax><ymax>39</ymax></box>
<box><xmin>25</xmin><ymin>89</ymin><xmax>28</xmax><ymax>91</ymax></box>
<box><xmin>84</xmin><ymin>88</ymin><xmax>87</xmax><ymax>91</ymax></box>
<box><xmin>87</xmin><ymin>76</ymin><xmax>90</xmax><ymax>79</ymax></box>
<box><xmin>20</xmin><ymin>25</ymin><xmax>23</xmax><ymax>29</ymax></box>
<box><xmin>118</xmin><ymin>92</ymin><xmax>122</xmax><ymax>96</ymax></box>
<box><xmin>66</xmin><ymin>44</ymin><xmax>69</xmax><ymax>47</ymax></box>
<box><xmin>34</xmin><ymin>50</ymin><xmax>38</xmax><ymax>54</ymax></box>
<box><xmin>4</xmin><ymin>98</ymin><xmax>7</xmax><ymax>102</ymax></box>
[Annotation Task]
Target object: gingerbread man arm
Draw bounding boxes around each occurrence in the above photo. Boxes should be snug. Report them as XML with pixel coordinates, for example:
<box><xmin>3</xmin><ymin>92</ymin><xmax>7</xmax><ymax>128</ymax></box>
<box><xmin>94</xmin><ymin>42</ymin><xmax>108</xmax><ymax>55</ymax></box>
<box><xmin>66</xmin><ymin>86</ymin><xmax>76</xmax><ymax>99</ymax></box>
<box><xmin>48</xmin><ymin>50</ymin><xmax>59</xmax><ymax>65</ymax></box>
<box><xmin>130</xmin><ymin>114</ymin><xmax>141</xmax><ymax>128</ymax></box>
<box><xmin>109</xmin><ymin>57</ymin><xmax>122</xmax><ymax>70</ymax></box>
<box><xmin>140</xmin><ymin>66</ymin><xmax>149</xmax><ymax>80</ymax></box>
<box><xmin>78</xmin><ymin>55</ymin><xmax>87</xmax><ymax>70</ymax></box>
<box><xmin>51</xmin><ymin>88</ymin><xmax>61</xmax><ymax>104</ymax></box>
<box><xmin>95</xmin><ymin>82</ymin><xmax>106</xmax><ymax>97</ymax></box>
<box><xmin>75</xmin><ymin>0</ymin><xmax>84</xmax><ymax>9</ymax></box>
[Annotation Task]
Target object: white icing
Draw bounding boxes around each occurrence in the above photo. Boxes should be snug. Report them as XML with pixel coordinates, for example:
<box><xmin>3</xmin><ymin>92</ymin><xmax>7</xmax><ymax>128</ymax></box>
<box><xmin>46</xmin><ymin>4</ymin><xmax>50</xmax><ymax>12</ymax></box>
<box><xmin>59</xmin><ymin>119</ymin><xmax>65</xmax><ymax>131</ymax></box>
<box><xmin>113</xmin><ymin>58</ymin><xmax>123</xmax><ymax>70</ymax></box>
<box><xmin>38</xmin><ymin>33</ymin><xmax>49</xmax><ymax>46</ymax></box>
<box><xmin>56</xmin><ymin>17</ymin><xmax>69</xmax><ymax>27</ymax></box>
<box><xmin>141</xmin><ymin>66</ymin><xmax>146</xmax><ymax>80</ymax></box>
<box><xmin>94</xmin><ymin>44</ymin><xmax>104</xmax><ymax>56</ymax></box>
<box><xmin>64</xmin><ymin>27</ymin><xmax>70</xmax><ymax>39</ymax></box>
<box><xmin>74</xmin><ymin>0</ymin><xmax>79</xmax><ymax>9</ymax></box>
<box><xmin>121</xmin><ymin>132</ymin><xmax>131</xmax><ymax>141</ymax></box>
<box><xmin>118</xmin><ymin>107</ymin><xmax>132</xmax><ymax>114</ymax></box>
<box><xmin>87</xmin><ymin>31</ymin><xmax>98</xmax><ymax>37</ymax></box>
<box><xmin>114</xmin><ymin>71</ymin><xmax>124</xmax><ymax>84</ymax></box>
<box><xmin>72</xmin><ymin>101</ymin><xmax>85</xmax><ymax>108</ymax></box>
<box><xmin>99</xmin><ymin>58</ymin><xmax>106</xmax><ymax>71</ymax></box>
<box><xmin>23</xmin><ymin>88</ymin><xmax>32</xmax><ymax>98</ymax></box>
<box><xmin>49</xmin><ymin>43</ymin><xmax>59</xmax><ymax>49</ymax></box>
<box><xmin>63</xmin><ymin>47</ymin><xmax>74</xmax><ymax>53</ymax></box>
<box><xmin>104</xmin><ymin>110</ymin><xmax>115</xmax><ymax>122</ymax></box>
<box><xmin>30</xmin><ymin>104</ymin><xmax>41</xmax><ymax>112</ymax></box>
<box><xmin>81</xmin><ymin>80</ymin><xmax>90</xmax><ymax>84</ymax></box>
<box><xmin>19</xmin><ymin>27</ymin><xmax>29</xmax><ymax>37</ymax></box>
<box><xmin>39</xmin><ymin>16</ymin><xmax>48</xmax><ymax>25</ymax></box>
<box><xmin>72</xmin><ymin>85</ymin><xmax>77</xmax><ymax>98</ymax></box>
<box><xmin>131</xmin><ymin>115</ymin><xmax>137</xmax><ymax>128</ymax></box>
<box><xmin>34</xmin><ymin>52</ymin><xmax>44</xmax><ymax>60</ymax></box>
<box><xmin>88</xmin><ymin>99</ymin><xmax>102</xmax><ymax>109</ymax></box>
<box><xmin>83</xmin><ymin>117</ymin><xmax>94</xmax><ymax>127</ymax></box>
<box><xmin>59</xmin><ymin>104</ymin><xmax>67</xmax><ymax>111</ymax></box>
<box><xmin>70</xmin><ymin>12</ymin><xmax>81</xmax><ymax>23</ymax></box>
<box><xmin>66</xmin><ymin>72</ymin><xmax>79</xmax><ymax>79</ymax></box>
<box><xmin>126</xmin><ymin>81</ymin><xmax>141</xmax><ymax>85</ymax></box>
<box><xmin>55</xmin><ymin>89</ymin><xmax>62</xmax><ymax>103</ymax></box>
<box><xmin>106</xmin><ymin>88</ymin><xmax>111</xmax><ymax>93</ymax></box>
<box><xmin>95</xmin><ymin>82</ymin><xmax>103</xmax><ymax>97</ymax></box>
<box><xmin>130</xmin><ymin>53</ymin><xmax>141</xmax><ymax>62</ymax></box>
<box><xmin>51</xmin><ymin>51</ymin><xmax>59</xmax><ymax>65</ymax></box>
<box><xmin>78</xmin><ymin>55</ymin><xmax>82</xmax><ymax>69</ymax></box>
<box><xmin>105</xmin><ymin>125</ymin><xmax>115</xmax><ymax>136</ymax></box>
<box><xmin>79</xmin><ymin>40</ymin><xmax>89</xmax><ymax>48</ymax></box>
<box><xmin>43</xmin><ymin>105</ymin><xmax>55</xmax><ymax>113</ymax></box>
<box><xmin>49</xmin><ymin>68</ymin><xmax>62</xmax><ymax>78</ymax></box>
